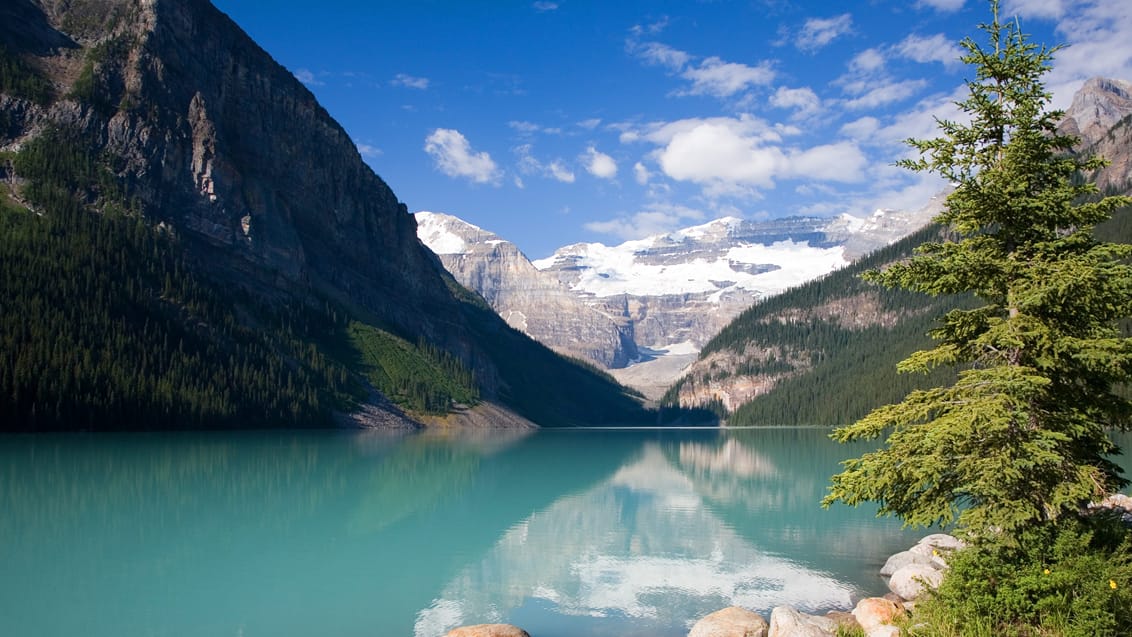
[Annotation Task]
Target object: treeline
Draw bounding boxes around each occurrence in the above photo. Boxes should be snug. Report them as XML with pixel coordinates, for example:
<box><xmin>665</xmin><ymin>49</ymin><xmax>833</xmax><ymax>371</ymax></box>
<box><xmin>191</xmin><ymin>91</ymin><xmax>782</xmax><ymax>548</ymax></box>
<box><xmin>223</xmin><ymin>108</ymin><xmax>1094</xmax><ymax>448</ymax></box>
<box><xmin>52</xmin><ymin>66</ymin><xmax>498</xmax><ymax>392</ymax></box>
<box><xmin>346</xmin><ymin>322</ymin><xmax>478</xmax><ymax>415</ymax></box>
<box><xmin>671</xmin><ymin>202</ymin><xmax>1132</xmax><ymax>427</ymax></box>
<box><xmin>664</xmin><ymin>225</ymin><xmax>970</xmax><ymax>426</ymax></box>
<box><xmin>0</xmin><ymin>126</ymin><xmax>365</xmax><ymax>430</ymax></box>
<box><xmin>0</xmin><ymin>44</ymin><xmax>52</xmax><ymax>105</ymax></box>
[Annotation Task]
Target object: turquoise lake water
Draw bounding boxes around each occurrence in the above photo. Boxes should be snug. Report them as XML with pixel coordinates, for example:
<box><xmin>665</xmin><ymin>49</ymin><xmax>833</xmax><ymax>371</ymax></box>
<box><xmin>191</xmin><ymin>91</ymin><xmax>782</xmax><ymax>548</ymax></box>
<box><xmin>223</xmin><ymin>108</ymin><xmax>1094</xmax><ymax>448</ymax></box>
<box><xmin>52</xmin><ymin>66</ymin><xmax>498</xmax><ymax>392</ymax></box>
<box><xmin>2</xmin><ymin>427</ymin><xmax>1129</xmax><ymax>637</ymax></box>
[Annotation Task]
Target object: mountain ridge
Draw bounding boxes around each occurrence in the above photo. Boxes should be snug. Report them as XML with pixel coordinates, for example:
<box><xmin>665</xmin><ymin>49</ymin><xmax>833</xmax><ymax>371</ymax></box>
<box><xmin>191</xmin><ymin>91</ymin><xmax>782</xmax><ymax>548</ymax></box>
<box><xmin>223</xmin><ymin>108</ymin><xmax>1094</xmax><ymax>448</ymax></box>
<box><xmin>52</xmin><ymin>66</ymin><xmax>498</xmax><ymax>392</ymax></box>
<box><xmin>416</xmin><ymin>196</ymin><xmax>944</xmax><ymax>398</ymax></box>
<box><xmin>0</xmin><ymin>0</ymin><xmax>660</xmax><ymax>429</ymax></box>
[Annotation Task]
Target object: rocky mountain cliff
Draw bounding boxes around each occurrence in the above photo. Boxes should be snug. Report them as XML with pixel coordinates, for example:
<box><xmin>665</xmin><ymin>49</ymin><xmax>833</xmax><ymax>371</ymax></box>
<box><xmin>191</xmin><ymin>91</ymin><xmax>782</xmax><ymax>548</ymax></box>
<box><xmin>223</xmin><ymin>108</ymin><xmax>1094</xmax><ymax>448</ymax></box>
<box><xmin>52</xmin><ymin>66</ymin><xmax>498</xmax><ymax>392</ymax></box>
<box><xmin>1059</xmin><ymin>77</ymin><xmax>1132</xmax><ymax>194</ymax></box>
<box><xmin>417</xmin><ymin>212</ymin><xmax>639</xmax><ymax>367</ymax></box>
<box><xmin>418</xmin><ymin>199</ymin><xmax>942</xmax><ymax>398</ymax></box>
<box><xmin>0</xmin><ymin>0</ymin><xmax>655</xmax><ymax>429</ymax></box>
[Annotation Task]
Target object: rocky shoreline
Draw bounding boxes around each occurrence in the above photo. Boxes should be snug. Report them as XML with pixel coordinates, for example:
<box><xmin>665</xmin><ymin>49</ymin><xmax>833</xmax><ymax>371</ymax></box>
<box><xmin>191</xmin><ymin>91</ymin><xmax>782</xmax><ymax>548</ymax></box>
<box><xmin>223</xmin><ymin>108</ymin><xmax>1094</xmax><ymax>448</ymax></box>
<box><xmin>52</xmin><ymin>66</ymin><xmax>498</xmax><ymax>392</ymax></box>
<box><xmin>441</xmin><ymin>494</ymin><xmax>1132</xmax><ymax>637</ymax></box>
<box><xmin>441</xmin><ymin>533</ymin><xmax>961</xmax><ymax>637</ymax></box>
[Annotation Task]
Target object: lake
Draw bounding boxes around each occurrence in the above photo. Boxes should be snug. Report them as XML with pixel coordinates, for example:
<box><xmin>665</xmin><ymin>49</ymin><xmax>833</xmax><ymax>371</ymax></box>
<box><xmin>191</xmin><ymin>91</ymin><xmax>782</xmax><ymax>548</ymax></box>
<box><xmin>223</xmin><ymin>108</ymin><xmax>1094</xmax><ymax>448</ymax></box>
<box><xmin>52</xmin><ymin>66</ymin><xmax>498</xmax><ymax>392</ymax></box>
<box><xmin>2</xmin><ymin>427</ymin><xmax>1129</xmax><ymax>637</ymax></box>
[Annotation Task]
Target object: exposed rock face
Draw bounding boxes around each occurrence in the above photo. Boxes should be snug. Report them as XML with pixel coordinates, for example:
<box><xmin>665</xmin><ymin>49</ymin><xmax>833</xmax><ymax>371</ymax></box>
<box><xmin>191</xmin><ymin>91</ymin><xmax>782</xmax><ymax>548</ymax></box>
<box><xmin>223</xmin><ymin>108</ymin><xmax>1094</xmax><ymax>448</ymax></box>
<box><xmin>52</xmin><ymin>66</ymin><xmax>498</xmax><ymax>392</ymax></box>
<box><xmin>418</xmin><ymin>202</ymin><xmax>941</xmax><ymax>391</ymax></box>
<box><xmin>767</xmin><ymin>606</ymin><xmax>838</xmax><ymax>636</ymax></box>
<box><xmin>4</xmin><ymin>0</ymin><xmax>456</xmax><ymax>338</ymax></box>
<box><xmin>1059</xmin><ymin>78</ymin><xmax>1132</xmax><ymax>194</ymax></box>
<box><xmin>1058</xmin><ymin>77</ymin><xmax>1132</xmax><ymax>150</ymax></box>
<box><xmin>416</xmin><ymin>212</ymin><xmax>638</xmax><ymax>367</ymax></box>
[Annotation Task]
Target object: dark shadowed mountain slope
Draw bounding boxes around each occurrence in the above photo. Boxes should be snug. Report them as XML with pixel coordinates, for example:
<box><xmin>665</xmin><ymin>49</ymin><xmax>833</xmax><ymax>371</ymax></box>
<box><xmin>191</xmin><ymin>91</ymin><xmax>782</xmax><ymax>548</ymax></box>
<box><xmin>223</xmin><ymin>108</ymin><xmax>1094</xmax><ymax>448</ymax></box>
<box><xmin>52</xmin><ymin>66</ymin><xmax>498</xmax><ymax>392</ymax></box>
<box><xmin>0</xmin><ymin>0</ymin><xmax>659</xmax><ymax>430</ymax></box>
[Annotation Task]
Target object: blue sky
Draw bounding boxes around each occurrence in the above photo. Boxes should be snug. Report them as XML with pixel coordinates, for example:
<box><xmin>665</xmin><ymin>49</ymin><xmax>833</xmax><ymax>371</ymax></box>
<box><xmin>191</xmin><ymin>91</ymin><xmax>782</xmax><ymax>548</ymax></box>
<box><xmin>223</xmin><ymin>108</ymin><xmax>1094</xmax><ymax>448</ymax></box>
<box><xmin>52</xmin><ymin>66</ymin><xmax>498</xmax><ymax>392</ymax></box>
<box><xmin>211</xmin><ymin>0</ymin><xmax>1132</xmax><ymax>259</ymax></box>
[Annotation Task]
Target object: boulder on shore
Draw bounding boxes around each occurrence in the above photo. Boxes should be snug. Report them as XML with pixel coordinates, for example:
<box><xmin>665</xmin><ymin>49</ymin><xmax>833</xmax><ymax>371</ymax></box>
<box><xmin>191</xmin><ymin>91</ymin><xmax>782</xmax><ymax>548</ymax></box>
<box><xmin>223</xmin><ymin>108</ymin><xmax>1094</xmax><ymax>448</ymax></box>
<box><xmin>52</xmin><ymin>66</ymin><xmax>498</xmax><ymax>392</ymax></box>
<box><xmin>445</xmin><ymin>624</ymin><xmax>530</xmax><ymax>637</ymax></box>
<box><xmin>852</xmin><ymin>597</ymin><xmax>905</xmax><ymax>631</ymax></box>
<box><xmin>888</xmin><ymin>563</ymin><xmax>944</xmax><ymax>600</ymax></box>
<box><xmin>688</xmin><ymin>606</ymin><xmax>769</xmax><ymax>637</ymax></box>
<box><xmin>767</xmin><ymin>606</ymin><xmax>838</xmax><ymax>636</ymax></box>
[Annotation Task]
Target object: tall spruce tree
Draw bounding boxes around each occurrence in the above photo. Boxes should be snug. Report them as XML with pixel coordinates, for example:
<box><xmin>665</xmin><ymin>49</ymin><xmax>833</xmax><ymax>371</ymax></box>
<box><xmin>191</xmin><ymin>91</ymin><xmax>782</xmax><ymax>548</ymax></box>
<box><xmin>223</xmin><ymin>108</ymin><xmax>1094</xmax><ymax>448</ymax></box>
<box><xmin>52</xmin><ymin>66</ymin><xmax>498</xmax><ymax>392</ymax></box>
<box><xmin>823</xmin><ymin>1</ymin><xmax>1132</xmax><ymax>541</ymax></box>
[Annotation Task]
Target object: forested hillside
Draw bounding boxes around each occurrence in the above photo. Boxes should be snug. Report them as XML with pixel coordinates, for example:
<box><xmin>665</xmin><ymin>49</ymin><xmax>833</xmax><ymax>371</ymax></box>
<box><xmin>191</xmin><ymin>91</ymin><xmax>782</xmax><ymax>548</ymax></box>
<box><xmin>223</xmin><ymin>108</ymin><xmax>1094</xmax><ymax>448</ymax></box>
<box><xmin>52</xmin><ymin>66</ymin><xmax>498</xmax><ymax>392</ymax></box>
<box><xmin>0</xmin><ymin>0</ymin><xmax>661</xmax><ymax>431</ymax></box>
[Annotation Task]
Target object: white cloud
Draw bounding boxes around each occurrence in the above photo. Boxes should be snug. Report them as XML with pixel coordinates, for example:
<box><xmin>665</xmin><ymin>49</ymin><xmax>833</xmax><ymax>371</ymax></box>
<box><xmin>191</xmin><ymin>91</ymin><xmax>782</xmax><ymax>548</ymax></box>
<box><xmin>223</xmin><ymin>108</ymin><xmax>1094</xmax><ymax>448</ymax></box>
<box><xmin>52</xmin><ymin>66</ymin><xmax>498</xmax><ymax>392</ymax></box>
<box><xmin>583</xmin><ymin>146</ymin><xmax>618</xmax><ymax>179</ymax></box>
<box><xmin>392</xmin><ymin>73</ymin><xmax>430</xmax><ymax>89</ymax></box>
<box><xmin>514</xmin><ymin>145</ymin><xmax>575</xmax><ymax>183</ymax></box>
<box><xmin>769</xmin><ymin>86</ymin><xmax>822</xmax><ymax>118</ymax></box>
<box><xmin>293</xmin><ymin>68</ymin><xmax>323</xmax><ymax>86</ymax></box>
<box><xmin>647</xmin><ymin>116</ymin><xmax>867</xmax><ymax>194</ymax></box>
<box><xmin>628</xmin><ymin>37</ymin><xmax>773</xmax><ymax>101</ymax></box>
<box><xmin>839</xmin><ymin>116</ymin><xmax>881</xmax><ymax>141</ymax></box>
<box><xmin>796</xmin><ymin>14</ymin><xmax>853</xmax><ymax>52</ymax></box>
<box><xmin>355</xmin><ymin>143</ymin><xmax>382</xmax><ymax>158</ymax></box>
<box><xmin>577</xmin><ymin>118</ymin><xmax>602</xmax><ymax>130</ymax></box>
<box><xmin>532</xmin><ymin>1</ymin><xmax>559</xmax><ymax>12</ymax></box>
<box><xmin>1041</xmin><ymin>0</ymin><xmax>1132</xmax><ymax>109</ymax></box>
<box><xmin>583</xmin><ymin>204</ymin><xmax>705</xmax><ymax>241</ymax></box>
<box><xmin>548</xmin><ymin>160</ymin><xmax>576</xmax><ymax>183</ymax></box>
<box><xmin>896</xmin><ymin>33</ymin><xmax>965</xmax><ymax>67</ymax></box>
<box><xmin>843</xmin><ymin>79</ymin><xmax>927</xmax><ymax>109</ymax></box>
<box><xmin>509</xmin><ymin>120</ymin><xmax>543</xmax><ymax>135</ymax></box>
<box><xmin>916</xmin><ymin>0</ymin><xmax>966</xmax><ymax>12</ymax></box>
<box><xmin>1002</xmin><ymin>0</ymin><xmax>1066</xmax><ymax>19</ymax></box>
<box><xmin>424</xmin><ymin>129</ymin><xmax>502</xmax><ymax>185</ymax></box>
<box><xmin>633</xmin><ymin>162</ymin><xmax>650</xmax><ymax>185</ymax></box>
<box><xmin>836</xmin><ymin>47</ymin><xmax>926</xmax><ymax>110</ymax></box>
<box><xmin>849</xmin><ymin>48</ymin><xmax>887</xmax><ymax>74</ymax></box>
<box><xmin>679</xmin><ymin>57</ymin><xmax>776</xmax><ymax>97</ymax></box>
<box><xmin>631</xmin><ymin>41</ymin><xmax>691</xmax><ymax>70</ymax></box>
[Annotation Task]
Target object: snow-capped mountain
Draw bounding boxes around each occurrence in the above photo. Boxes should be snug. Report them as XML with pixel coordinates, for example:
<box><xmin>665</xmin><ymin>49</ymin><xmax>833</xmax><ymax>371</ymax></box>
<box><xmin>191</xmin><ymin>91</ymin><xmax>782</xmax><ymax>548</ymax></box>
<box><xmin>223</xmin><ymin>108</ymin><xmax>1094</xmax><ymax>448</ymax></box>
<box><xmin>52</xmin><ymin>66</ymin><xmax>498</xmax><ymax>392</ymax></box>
<box><xmin>416</xmin><ymin>212</ymin><xmax>639</xmax><ymax>368</ymax></box>
<box><xmin>416</xmin><ymin>196</ymin><xmax>943</xmax><ymax>398</ymax></box>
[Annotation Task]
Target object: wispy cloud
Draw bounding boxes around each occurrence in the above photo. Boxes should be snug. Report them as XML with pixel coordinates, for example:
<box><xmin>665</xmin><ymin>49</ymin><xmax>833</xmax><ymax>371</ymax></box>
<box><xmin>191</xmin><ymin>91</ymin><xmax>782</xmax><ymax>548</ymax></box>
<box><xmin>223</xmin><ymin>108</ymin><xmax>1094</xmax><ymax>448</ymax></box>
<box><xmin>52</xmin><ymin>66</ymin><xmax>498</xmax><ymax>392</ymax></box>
<box><xmin>679</xmin><ymin>57</ymin><xmax>776</xmax><ymax>98</ymax></box>
<box><xmin>424</xmin><ymin>129</ymin><xmax>502</xmax><ymax>185</ymax></box>
<box><xmin>916</xmin><ymin>0</ymin><xmax>966</xmax><ymax>12</ymax></box>
<box><xmin>293</xmin><ymin>68</ymin><xmax>324</xmax><ymax>86</ymax></box>
<box><xmin>508</xmin><ymin>120</ymin><xmax>563</xmax><ymax>136</ymax></box>
<box><xmin>769</xmin><ymin>86</ymin><xmax>823</xmax><ymax>119</ymax></box>
<box><xmin>895</xmin><ymin>33</ymin><xmax>965</xmax><ymax>67</ymax></box>
<box><xmin>515</xmin><ymin>144</ymin><xmax>575</xmax><ymax>183</ymax></box>
<box><xmin>392</xmin><ymin>73</ymin><xmax>430</xmax><ymax>89</ymax></box>
<box><xmin>795</xmin><ymin>14</ymin><xmax>853</xmax><ymax>52</ymax></box>
<box><xmin>628</xmin><ymin>37</ymin><xmax>775</xmax><ymax>100</ymax></box>
<box><xmin>583</xmin><ymin>204</ymin><xmax>705</xmax><ymax>241</ymax></box>
<box><xmin>582</xmin><ymin>146</ymin><xmax>618</xmax><ymax>179</ymax></box>
<box><xmin>355</xmin><ymin>143</ymin><xmax>382</xmax><ymax>158</ymax></box>
<box><xmin>835</xmin><ymin>48</ymin><xmax>927</xmax><ymax>110</ymax></box>
<box><xmin>532</xmin><ymin>1</ymin><xmax>559</xmax><ymax>12</ymax></box>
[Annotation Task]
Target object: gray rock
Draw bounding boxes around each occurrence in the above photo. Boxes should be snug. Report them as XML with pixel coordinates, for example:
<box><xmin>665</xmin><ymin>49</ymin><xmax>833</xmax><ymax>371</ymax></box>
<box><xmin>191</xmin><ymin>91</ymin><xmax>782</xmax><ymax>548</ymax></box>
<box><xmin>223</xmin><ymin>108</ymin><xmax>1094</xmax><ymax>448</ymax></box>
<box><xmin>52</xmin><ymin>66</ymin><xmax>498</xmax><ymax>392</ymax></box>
<box><xmin>916</xmin><ymin>533</ymin><xmax>964</xmax><ymax>550</ymax></box>
<box><xmin>888</xmin><ymin>564</ymin><xmax>944</xmax><ymax>600</ymax></box>
<box><xmin>688</xmin><ymin>606</ymin><xmax>769</xmax><ymax>637</ymax></box>
<box><xmin>767</xmin><ymin>605</ymin><xmax>837</xmax><ymax>636</ymax></box>
<box><xmin>880</xmin><ymin>550</ymin><xmax>935</xmax><ymax>576</ymax></box>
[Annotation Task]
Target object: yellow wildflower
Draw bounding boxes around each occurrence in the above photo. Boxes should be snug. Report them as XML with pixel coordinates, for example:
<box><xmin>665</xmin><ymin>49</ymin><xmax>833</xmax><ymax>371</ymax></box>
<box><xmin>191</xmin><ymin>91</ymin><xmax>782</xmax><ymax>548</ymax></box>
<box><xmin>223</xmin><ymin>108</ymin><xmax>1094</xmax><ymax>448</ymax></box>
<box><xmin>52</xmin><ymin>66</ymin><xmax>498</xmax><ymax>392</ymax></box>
<box><xmin>1043</xmin><ymin>568</ymin><xmax>1050</xmax><ymax>575</ymax></box>
<box><xmin>1112</xmin><ymin>580</ymin><xmax>1118</xmax><ymax>590</ymax></box>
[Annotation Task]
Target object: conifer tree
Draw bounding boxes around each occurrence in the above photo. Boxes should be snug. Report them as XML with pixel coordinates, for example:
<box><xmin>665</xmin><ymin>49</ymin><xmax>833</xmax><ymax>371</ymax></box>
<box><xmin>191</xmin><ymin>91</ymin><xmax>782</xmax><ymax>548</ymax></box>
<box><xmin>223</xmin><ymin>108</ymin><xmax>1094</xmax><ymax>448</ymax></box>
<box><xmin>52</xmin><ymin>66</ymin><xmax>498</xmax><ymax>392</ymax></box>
<box><xmin>823</xmin><ymin>1</ymin><xmax>1132</xmax><ymax>541</ymax></box>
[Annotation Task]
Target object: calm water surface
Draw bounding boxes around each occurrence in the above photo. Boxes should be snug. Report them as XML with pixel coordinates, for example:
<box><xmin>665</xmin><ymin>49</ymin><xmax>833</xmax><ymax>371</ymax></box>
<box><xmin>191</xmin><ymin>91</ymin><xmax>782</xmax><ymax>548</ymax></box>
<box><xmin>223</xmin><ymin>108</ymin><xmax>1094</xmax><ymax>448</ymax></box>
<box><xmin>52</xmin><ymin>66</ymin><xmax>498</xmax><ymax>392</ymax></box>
<box><xmin>2</xmin><ymin>427</ymin><xmax>1130</xmax><ymax>637</ymax></box>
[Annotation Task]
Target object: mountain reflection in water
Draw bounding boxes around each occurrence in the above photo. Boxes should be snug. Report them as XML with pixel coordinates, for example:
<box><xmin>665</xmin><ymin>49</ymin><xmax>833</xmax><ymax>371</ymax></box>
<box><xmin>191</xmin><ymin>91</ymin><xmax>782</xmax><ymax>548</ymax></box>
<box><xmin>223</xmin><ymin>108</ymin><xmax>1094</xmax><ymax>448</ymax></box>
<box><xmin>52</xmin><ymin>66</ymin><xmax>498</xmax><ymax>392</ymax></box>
<box><xmin>6</xmin><ymin>429</ymin><xmax>1122</xmax><ymax>637</ymax></box>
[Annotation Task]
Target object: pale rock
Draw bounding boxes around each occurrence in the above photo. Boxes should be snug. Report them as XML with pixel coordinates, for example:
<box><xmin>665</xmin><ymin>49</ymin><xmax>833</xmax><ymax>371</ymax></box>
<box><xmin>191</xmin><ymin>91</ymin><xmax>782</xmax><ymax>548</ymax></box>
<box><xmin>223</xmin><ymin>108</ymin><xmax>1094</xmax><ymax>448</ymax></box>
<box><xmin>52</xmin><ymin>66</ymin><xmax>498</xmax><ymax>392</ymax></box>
<box><xmin>445</xmin><ymin>624</ymin><xmax>530</xmax><ymax>637</ymax></box>
<box><xmin>888</xmin><ymin>564</ymin><xmax>944</xmax><ymax>600</ymax></box>
<box><xmin>767</xmin><ymin>605</ymin><xmax>837</xmax><ymax>636</ymax></box>
<box><xmin>879</xmin><ymin>550</ymin><xmax>935</xmax><ymax>576</ymax></box>
<box><xmin>687</xmin><ymin>606</ymin><xmax>769</xmax><ymax>637</ymax></box>
<box><xmin>852</xmin><ymin>597</ymin><xmax>905</xmax><ymax>631</ymax></box>
<box><xmin>867</xmin><ymin>626</ymin><xmax>902</xmax><ymax>637</ymax></box>
<box><xmin>916</xmin><ymin>534</ymin><xmax>964</xmax><ymax>551</ymax></box>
